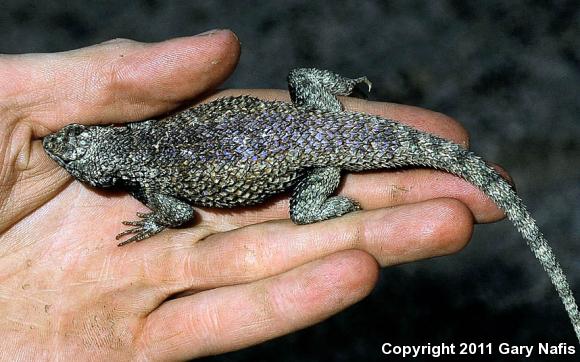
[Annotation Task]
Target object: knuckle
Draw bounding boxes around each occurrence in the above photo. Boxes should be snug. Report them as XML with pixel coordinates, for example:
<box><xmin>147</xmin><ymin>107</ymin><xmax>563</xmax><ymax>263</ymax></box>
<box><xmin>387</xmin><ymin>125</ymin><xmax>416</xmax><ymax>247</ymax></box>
<box><xmin>341</xmin><ymin>214</ymin><xmax>365</xmax><ymax>248</ymax></box>
<box><xmin>89</xmin><ymin>47</ymin><xmax>140</xmax><ymax>104</ymax></box>
<box><xmin>236</xmin><ymin>241</ymin><xmax>265</xmax><ymax>275</ymax></box>
<box><xmin>89</xmin><ymin>59</ymin><xmax>132</xmax><ymax>109</ymax></box>
<box><xmin>101</xmin><ymin>60</ymin><xmax>130</xmax><ymax>93</ymax></box>
<box><xmin>232</xmin><ymin>226</ymin><xmax>273</xmax><ymax>275</ymax></box>
<box><xmin>385</xmin><ymin>182</ymin><xmax>412</xmax><ymax>205</ymax></box>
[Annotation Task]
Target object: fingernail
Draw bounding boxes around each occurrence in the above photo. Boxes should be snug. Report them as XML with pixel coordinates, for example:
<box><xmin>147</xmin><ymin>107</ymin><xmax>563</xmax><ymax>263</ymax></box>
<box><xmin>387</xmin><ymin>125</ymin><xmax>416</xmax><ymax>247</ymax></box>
<box><xmin>195</xmin><ymin>29</ymin><xmax>224</xmax><ymax>37</ymax></box>
<box><xmin>490</xmin><ymin>162</ymin><xmax>517</xmax><ymax>190</ymax></box>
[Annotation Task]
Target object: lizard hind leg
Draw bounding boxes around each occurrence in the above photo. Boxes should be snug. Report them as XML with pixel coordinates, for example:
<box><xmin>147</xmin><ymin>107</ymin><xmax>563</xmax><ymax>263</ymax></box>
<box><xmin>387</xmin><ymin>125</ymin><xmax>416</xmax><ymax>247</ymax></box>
<box><xmin>287</xmin><ymin>68</ymin><xmax>371</xmax><ymax>112</ymax></box>
<box><xmin>290</xmin><ymin>166</ymin><xmax>360</xmax><ymax>224</ymax></box>
<box><xmin>287</xmin><ymin>68</ymin><xmax>367</xmax><ymax>224</ymax></box>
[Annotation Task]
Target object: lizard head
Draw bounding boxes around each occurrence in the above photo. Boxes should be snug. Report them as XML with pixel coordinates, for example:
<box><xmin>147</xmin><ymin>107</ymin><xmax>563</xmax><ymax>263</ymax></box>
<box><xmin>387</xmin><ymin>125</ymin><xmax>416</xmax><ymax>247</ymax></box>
<box><xmin>43</xmin><ymin>123</ymin><xmax>119</xmax><ymax>187</ymax></box>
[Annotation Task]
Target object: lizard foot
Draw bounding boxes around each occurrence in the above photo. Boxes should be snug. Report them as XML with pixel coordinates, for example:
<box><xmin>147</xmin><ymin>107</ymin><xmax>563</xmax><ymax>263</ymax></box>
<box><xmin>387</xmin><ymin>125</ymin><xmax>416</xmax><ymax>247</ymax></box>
<box><xmin>287</xmin><ymin>68</ymin><xmax>372</xmax><ymax>111</ymax></box>
<box><xmin>116</xmin><ymin>212</ymin><xmax>165</xmax><ymax>246</ymax></box>
<box><xmin>291</xmin><ymin>195</ymin><xmax>361</xmax><ymax>224</ymax></box>
<box><xmin>321</xmin><ymin>195</ymin><xmax>361</xmax><ymax>216</ymax></box>
<box><xmin>290</xmin><ymin>167</ymin><xmax>362</xmax><ymax>224</ymax></box>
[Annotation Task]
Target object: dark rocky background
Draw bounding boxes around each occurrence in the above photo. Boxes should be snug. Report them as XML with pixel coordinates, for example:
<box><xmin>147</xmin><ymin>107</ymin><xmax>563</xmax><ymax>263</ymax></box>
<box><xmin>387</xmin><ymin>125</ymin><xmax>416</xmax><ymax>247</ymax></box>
<box><xmin>1</xmin><ymin>1</ymin><xmax>578</xmax><ymax>361</ymax></box>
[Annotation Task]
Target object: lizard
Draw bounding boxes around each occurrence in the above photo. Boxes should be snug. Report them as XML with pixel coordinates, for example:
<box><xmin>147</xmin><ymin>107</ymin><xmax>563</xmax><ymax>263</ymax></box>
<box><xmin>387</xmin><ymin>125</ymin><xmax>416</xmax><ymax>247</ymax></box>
<box><xmin>42</xmin><ymin>67</ymin><xmax>580</xmax><ymax>342</ymax></box>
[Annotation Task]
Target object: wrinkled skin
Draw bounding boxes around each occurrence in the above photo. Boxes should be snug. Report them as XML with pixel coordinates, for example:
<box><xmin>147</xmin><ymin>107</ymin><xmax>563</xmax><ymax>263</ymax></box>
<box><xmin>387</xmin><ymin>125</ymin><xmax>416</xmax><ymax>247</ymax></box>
<box><xmin>0</xmin><ymin>30</ymin><xmax>506</xmax><ymax>360</ymax></box>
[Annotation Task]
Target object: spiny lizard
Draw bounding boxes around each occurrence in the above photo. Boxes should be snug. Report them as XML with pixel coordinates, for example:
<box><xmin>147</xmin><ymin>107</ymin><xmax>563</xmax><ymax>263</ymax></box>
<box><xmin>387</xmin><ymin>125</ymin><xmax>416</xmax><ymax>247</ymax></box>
<box><xmin>42</xmin><ymin>68</ymin><xmax>580</xmax><ymax>342</ymax></box>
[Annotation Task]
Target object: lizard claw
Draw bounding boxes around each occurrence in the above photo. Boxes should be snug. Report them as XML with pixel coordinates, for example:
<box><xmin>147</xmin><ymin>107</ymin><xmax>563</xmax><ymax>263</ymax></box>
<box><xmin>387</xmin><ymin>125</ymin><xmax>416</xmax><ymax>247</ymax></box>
<box><xmin>354</xmin><ymin>76</ymin><xmax>372</xmax><ymax>93</ymax></box>
<box><xmin>122</xmin><ymin>220</ymin><xmax>144</xmax><ymax>226</ymax></box>
<box><xmin>116</xmin><ymin>213</ymin><xmax>165</xmax><ymax>246</ymax></box>
<box><xmin>116</xmin><ymin>227</ymin><xmax>145</xmax><ymax>246</ymax></box>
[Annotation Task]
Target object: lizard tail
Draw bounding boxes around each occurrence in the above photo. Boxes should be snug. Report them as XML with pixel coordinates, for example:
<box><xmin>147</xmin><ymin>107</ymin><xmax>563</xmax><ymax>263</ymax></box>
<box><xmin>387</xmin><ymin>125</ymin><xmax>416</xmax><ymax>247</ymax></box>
<box><xmin>390</xmin><ymin>123</ymin><xmax>580</xmax><ymax>342</ymax></box>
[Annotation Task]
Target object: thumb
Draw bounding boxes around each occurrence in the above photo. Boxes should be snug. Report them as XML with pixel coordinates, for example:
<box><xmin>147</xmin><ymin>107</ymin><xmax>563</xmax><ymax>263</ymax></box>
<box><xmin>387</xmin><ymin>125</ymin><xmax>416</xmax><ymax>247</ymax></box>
<box><xmin>0</xmin><ymin>30</ymin><xmax>240</xmax><ymax>233</ymax></box>
<box><xmin>1</xmin><ymin>29</ymin><xmax>240</xmax><ymax>135</ymax></box>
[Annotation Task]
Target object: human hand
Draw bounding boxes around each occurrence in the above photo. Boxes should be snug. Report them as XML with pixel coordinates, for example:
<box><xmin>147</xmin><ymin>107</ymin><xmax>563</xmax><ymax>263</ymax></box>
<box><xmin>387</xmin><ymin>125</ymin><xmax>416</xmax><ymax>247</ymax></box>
<box><xmin>0</xmin><ymin>30</ymin><xmax>505</xmax><ymax>360</ymax></box>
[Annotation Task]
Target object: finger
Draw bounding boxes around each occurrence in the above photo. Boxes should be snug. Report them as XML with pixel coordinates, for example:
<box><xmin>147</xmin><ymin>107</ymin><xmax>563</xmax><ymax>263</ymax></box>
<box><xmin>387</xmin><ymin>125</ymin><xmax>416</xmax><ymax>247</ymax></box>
<box><xmin>193</xmin><ymin>162</ymin><xmax>504</xmax><ymax>232</ymax></box>
<box><xmin>141</xmin><ymin>198</ymin><xmax>472</xmax><ymax>291</ymax></box>
<box><xmin>139</xmin><ymin>250</ymin><xmax>378</xmax><ymax>360</ymax></box>
<box><xmin>1</xmin><ymin>29</ymin><xmax>240</xmax><ymax>136</ymax></box>
<box><xmin>340</xmin><ymin>165</ymin><xmax>508</xmax><ymax>223</ymax></box>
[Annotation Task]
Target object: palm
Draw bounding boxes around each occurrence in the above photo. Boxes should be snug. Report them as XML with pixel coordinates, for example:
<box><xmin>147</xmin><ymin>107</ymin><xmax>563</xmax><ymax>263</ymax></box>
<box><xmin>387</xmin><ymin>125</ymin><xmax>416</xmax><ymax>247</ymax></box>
<box><xmin>0</xmin><ymin>32</ymin><xmax>504</xmax><ymax>360</ymax></box>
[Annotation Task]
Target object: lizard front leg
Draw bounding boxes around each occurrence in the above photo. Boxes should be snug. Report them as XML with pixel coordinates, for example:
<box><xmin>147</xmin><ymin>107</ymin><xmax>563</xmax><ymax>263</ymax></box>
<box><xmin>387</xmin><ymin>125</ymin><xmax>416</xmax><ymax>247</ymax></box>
<box><xmin>116</xmin><ymin>190</ymin><xmax>195</xmax><ymax>246</ymax></box>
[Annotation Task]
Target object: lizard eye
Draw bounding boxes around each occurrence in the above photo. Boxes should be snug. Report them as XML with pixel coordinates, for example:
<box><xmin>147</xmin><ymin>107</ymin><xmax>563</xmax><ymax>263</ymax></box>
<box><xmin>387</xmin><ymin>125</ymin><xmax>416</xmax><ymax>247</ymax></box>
<box><xmin>77</xmin><ymin>138</ymin><xmax>89</xmax><ymax>148</ymax></box>
<box><xmin>66</xmin><ymin>124</ymin><xmax>86</xmax><ymax>137</ymax></box>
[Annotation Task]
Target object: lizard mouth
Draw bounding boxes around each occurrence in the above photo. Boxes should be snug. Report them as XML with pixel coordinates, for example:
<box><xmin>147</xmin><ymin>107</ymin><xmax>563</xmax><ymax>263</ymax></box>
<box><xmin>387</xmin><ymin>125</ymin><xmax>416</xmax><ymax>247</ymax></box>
<box><xmin>43</xmin><ymin>133</ymin><xmax>69</xmax><ymax>166</ymax></box>
<box><xmin>42</xmin><ymin>124</ymin><xmax>90</xmax><ymax>167</ymax></box>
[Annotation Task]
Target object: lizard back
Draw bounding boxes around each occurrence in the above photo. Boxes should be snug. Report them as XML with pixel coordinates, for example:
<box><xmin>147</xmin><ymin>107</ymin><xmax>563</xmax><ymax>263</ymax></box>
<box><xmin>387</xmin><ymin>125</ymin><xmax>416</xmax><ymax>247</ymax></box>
<box><xmin>118</xmin><ymin>96</ymin><xmax>400</xmax><ymax>207</ymax></box>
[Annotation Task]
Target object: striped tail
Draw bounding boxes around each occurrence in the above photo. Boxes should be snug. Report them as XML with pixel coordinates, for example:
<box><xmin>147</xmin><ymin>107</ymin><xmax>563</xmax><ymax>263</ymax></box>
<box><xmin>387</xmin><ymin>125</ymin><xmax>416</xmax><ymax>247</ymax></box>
<box><xmin>391</xmin><ymin>123</ymin><xmax>580</xmax><ymax>342</ymax></box>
